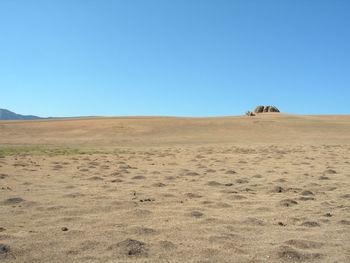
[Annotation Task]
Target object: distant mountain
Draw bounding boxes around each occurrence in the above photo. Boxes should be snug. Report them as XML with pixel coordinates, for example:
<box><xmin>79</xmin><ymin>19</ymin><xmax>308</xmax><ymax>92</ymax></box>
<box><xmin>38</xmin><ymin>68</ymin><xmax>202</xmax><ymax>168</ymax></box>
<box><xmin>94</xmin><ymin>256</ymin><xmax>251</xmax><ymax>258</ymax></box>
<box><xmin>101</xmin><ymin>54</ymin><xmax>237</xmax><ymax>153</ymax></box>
<box><xmin>0</xmin><ymin>109</ymin><xmax>42</xmax><ymax>120</ymax></box>
<box><xmin>0</xmin><ymin>109</ymin><xmax>99</xmax><ymax>120</ymax></box>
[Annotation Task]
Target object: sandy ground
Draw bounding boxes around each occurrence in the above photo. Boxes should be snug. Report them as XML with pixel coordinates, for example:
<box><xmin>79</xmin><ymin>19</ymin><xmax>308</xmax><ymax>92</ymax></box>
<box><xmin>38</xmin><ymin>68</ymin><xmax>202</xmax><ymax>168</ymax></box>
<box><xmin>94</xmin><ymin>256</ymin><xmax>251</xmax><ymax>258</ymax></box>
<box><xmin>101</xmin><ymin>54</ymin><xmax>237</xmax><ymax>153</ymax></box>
<box><xmin>0</xmin><ymin>113</ymin><xmax>350</xmax><ymax>262</ymax></box>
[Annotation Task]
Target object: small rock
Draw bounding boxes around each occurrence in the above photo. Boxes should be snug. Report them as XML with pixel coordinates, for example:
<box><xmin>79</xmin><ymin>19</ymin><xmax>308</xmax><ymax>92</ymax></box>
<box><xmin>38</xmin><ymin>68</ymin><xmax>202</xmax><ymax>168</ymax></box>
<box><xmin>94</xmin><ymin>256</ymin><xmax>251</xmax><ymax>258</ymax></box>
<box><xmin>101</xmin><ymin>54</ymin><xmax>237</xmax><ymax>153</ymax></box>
<box><xmin>186</xmin><ymin>172</ymin><xmax>199</xmax><ymax>176</ymax></box>
<box><xmin>0</xmin><ymin>243</ymin><xmax>10</xmax><ymax>255</ymax></box>
<box><xmin>319</xmin><ymin>176</ymin><xmax>329</xmax><ymax>180</ymax></box>
<box><xmin>341</xmin><ymin>194</ymin><xmax>350</xmax><ymax>199</ymax></box>
<box><xmin>207</xmin><ymin>181</ymin><xmax>222</xmax><ymax>186</ymax></box>
<box><xmin>153</xmin><ymin>183</ymin><xmax>166</xmax><ymax>187</ymax></box>
<box><xmin>299</xmin><ymin>197</ymin><xmax>315</xmax><ymax>201</ymax></box>
<box><xmin>0</xmin><ymin>174</ymin><xmax>8</xmax><ymax>179</ymax></box>
<box><xmin>61</xmin><ymin>227</ymin><xmax>69</xmax><ymax>231</ymax></box>
<box><xmin>235</xmin><ymin>178</ymin><xmax>248</xmax><ymax>184</ymax></box>
<box><xmin>301</xmin><ymin>190</ymin><xmax>314</xmax><ymax>196</ymax></box>
<box><xmin>339</xmin><ymin>220</ymin><xmax>350</xmax><ymax>225</ymax></box>
<box><xmin>300</xmin><ymin>221</ymin><xmax>320</xmax><ymax>227</ymax></box>
<box><xmin>186</xmin><ymin>193</ymin><xmax>202</xmax><ymax>198</ymax></box>
<box><xmin>132</xmin><ymin>175</ymin><xmax>146</xmax><ymax>180</ymax></box>
<box><xmin>1</xmin><ymin>197</ymin><xmax>24</xmax><ymax>205</ymax></box>
<box><xmin>111</xmin><ymin>179</ymin><xmax>123</xmax><ymax>183</ymax></box>
<box><xmin>190</xmin><ymin>211</ymin><xmax>204</xmax><ymax>218</ymax></box>
<box><xmin>279</xmin><ymin>199</ymin><xmax>298</xmax><ymax>207</ymax></box>
<box><xmin>273</xmin><ymin>186</ymin><xmax>284</xmax><ymax>193</ymax></box>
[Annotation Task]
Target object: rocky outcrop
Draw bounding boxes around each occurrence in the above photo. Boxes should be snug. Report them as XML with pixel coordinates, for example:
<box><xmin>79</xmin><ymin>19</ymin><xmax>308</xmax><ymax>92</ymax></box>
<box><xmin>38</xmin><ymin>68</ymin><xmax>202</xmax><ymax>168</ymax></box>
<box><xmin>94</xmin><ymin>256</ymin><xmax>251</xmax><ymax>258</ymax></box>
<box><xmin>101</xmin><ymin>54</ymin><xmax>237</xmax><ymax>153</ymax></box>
<box><xmin>269</xmin><ymin>106</ymin><xmax>280</xmax><ymax>112</ymax></box>
<box><xmin>254</xmin><ymin>106</ymin><xmax>265</xmax><ymax>113</ymax></box>
<box><xmin>253</xmin><ymin>105</ymin><xmax>279</xmax><ymax>113</ymax></box>
<box><xmin>263</xmin><ymin>106</ymin><xmax>270</xmax><ymax>112</ymax></box>
<box><xmin>245</xmin><ymin>111</ymin><xmax>255</xmax><ymax>116</ymax></box>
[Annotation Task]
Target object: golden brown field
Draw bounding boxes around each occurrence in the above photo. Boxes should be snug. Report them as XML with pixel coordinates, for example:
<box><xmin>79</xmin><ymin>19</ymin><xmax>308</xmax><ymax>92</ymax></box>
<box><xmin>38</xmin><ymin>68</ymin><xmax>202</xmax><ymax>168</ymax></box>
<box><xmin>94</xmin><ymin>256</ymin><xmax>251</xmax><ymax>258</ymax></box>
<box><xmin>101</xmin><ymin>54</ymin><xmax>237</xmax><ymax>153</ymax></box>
<box><xmin>1</xmin><ymin>113</ymin><xmax>350</xmax><ymax>262</ymax></box>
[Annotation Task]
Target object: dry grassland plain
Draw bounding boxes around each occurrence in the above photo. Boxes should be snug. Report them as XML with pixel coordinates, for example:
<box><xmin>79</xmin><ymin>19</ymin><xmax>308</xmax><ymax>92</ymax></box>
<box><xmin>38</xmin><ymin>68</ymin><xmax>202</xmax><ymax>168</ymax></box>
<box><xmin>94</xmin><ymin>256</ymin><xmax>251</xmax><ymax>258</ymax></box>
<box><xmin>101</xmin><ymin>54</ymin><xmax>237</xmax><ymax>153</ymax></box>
<box><xmin>1</xmin><ymin>113</ymin><xmax>350</xmax><ymax>262</ymax></box>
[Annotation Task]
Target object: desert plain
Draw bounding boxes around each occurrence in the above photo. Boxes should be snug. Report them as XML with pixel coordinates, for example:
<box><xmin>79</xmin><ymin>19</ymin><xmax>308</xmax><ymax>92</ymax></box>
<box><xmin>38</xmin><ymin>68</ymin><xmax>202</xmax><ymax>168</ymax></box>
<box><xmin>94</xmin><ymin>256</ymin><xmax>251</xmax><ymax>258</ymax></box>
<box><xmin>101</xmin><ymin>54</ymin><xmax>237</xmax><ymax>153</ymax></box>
<box><xmin>0</xmin><ymin>113</ymin><xmax>350</xmax><ymax>262</ymax></box>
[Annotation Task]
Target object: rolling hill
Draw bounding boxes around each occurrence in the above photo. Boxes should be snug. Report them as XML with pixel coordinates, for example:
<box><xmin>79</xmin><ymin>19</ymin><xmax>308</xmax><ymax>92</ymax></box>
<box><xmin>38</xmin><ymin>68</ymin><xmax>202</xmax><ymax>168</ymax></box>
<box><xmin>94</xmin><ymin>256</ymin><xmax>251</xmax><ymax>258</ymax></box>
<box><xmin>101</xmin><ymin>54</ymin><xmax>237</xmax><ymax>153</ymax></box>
<box><xmin>0</xmin><ymin>113</ymin><xmax>349</xmax><ymax>147</ymax></box>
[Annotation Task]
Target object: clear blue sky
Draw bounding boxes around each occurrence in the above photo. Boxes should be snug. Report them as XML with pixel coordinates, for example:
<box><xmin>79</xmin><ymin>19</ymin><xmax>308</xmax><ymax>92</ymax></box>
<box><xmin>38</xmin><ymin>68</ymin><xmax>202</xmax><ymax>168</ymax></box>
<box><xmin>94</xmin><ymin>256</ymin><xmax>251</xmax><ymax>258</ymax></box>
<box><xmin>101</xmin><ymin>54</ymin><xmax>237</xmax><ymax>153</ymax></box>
<box><xmin>1</xmin><ymin>0</ymin><xmax>349</xmax><ymax>117</ymax></box>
